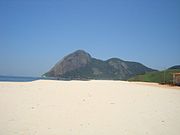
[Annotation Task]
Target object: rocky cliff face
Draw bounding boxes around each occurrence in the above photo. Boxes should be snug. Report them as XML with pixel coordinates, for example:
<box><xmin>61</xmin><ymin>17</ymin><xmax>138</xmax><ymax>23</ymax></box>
<box><xmin>44</xmin><ymin>50</ymin><xmax>156</xmax><ymax>80</ymax></box>
<box><xmin>45</xmin><ymin>50</ymin><xmax>91</xmax><ymax>77</ymax></box>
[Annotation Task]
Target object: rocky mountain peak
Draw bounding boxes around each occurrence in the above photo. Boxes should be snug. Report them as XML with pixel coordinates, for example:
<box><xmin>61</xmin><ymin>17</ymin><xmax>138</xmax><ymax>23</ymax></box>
<box><xmin>44</xmin><ymin>50</ymin><xmax>156</xmax><ymax>80</ymax></box>
<box><xmin>45</xmin><ymin>50</ymin><xmax>91</xmax><ymax>77</ymax></box>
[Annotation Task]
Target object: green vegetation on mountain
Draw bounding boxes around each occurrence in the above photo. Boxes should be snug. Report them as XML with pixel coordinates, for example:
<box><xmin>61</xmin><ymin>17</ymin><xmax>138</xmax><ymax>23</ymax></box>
<box><xmin>128</xmin><ymin>69</ymin><xmax>180</xmax><ymax>84</ymax></box>
<box><xmin>44</xmin><ymin>50</ymin><xmax>156</xmax><ymax>80</ymax></box>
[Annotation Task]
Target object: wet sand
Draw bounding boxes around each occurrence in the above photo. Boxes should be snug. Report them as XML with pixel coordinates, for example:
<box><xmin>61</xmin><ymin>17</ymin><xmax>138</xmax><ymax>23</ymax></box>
<box><xmin>0</xmin><ymin>80</ymin><xmax>180</xmax><ymax>135</ymax></box>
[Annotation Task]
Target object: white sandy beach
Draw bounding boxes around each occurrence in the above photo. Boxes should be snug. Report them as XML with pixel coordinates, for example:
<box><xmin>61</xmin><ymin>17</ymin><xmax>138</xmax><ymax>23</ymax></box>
<box><xmin>0</xmin><ymin>80</ymin><xmax>180</xmax><ymax>135</ymax></box>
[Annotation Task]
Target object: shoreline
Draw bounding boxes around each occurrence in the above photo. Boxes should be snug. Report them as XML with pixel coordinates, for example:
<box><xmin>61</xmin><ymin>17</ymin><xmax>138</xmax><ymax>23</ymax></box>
<box><xmin>0</xmin><ymin>79</ymin><xmax>179</xmax><ymax>90</ymax></box>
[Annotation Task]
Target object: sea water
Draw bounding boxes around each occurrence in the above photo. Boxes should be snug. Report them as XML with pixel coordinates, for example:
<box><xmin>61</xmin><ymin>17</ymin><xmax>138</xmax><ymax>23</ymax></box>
<box><xmin>0</xmin><ymin>76</ymin><xmax>41</xmax><ymax>82</ymax></box>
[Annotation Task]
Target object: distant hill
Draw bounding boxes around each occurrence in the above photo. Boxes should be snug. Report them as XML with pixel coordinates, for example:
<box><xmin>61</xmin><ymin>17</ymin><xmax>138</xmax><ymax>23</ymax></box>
<box><xmin>44</xmin><ymin>50</ymin><xmax>156</xmax><ymax>80</ymax></box>
<box><xmin>168</xmin><ymin>65</ymin><xmax>180</xmax><ymax>70</ymax></box>
<box><xmin>128</xmin><ymin>69</ymin><xmax>180</xmax><ymax>84</ymax></box>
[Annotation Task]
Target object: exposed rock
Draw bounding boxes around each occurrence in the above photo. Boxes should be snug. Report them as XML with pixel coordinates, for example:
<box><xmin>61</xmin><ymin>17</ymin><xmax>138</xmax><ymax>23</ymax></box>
<box><xmin>45</xmin><ymin>50</ymin><xmax>91</xmax><ymax>77</ymax></box>
<box><xmin>44</xmin><ymin>50</ymin><xmax>156</xmax><ymax>80</ymax></box>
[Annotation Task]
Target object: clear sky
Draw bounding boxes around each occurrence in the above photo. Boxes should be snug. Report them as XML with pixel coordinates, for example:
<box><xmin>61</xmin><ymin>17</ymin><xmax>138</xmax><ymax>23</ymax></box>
<box><xmin>0</xmin><ymin>0</ymin><xmax>180</xmax><ymax>77</ymax></box>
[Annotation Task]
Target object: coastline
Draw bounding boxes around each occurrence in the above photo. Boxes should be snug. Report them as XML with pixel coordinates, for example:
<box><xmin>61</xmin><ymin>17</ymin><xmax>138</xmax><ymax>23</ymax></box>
<box><xmin>0</xmin><ymin>79</ymin><xmax>179</xmax><ymax>90</ymax></box>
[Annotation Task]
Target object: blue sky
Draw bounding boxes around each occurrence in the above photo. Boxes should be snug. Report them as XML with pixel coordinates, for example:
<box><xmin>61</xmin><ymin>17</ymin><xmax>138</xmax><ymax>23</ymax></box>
<box><xmin>0</xmin><ymin>0</ymin><xmax>180</xmax><ymax>76</ymax></box>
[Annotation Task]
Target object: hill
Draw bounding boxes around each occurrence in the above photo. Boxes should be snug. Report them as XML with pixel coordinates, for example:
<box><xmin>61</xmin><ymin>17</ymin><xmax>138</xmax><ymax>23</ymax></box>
<box><xmin>128</xmin><ymin>69</ymin><xmax>180</xmax><ymax>84</ymax></box>
<box><xmin>44</xmin><ymin>50</ymin><xmax>156</xmax><ymax>80</ymax></box>
<box><xmin>168</xmin><ymin>65</ymin><xmax>180</xmax><ymax>70</ymax></box>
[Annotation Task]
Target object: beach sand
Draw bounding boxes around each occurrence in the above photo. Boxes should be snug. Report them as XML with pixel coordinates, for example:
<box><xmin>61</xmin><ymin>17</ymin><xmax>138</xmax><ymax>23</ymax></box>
<box><xmin>0</xmin><ymin>80</ymin><xmax>180</xmax><ymax>135</ymax></box>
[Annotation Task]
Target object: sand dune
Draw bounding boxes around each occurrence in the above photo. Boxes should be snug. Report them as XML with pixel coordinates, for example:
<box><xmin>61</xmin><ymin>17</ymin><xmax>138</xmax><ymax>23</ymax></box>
<box><xmin>0</xmin><ymin>80</ymin><xmax>180</xmax><ymax>135</ymax></box>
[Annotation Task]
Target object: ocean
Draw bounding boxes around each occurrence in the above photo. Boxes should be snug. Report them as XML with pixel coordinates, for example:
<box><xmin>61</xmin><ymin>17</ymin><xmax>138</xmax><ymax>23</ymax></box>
<box><xmin>0</xmin><ymin>76</ymin><xmax>42</xmax><ymax>82</ymax></box>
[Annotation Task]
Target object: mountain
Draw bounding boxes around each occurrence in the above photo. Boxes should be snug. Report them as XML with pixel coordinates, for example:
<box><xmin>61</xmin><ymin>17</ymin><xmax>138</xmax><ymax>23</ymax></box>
<box><xmin>168</xmin><ymin>65</ymin><xmax>180</xmax><ymax>70</ymax></box>
<box><xmin>45</xmin><ymin>50</ymin><xmax>91</xmax><ymax>77</ymax></box>
<box><xmin>44</xmin><ymin>50</ymin><xmax>156</xmax><ymax>80</ymax></box>
<box><xmin>128</xmin><ymin>69</ymin><xmax>180</xmax><ymax>84</ymax></box>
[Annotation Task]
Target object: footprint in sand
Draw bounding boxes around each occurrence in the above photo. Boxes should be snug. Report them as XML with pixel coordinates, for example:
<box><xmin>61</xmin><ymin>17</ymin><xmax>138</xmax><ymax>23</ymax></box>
<box><xmin>82</xmin><ymin>99</ymin><xmax>86</xmax><ymax>102</ymax></box>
